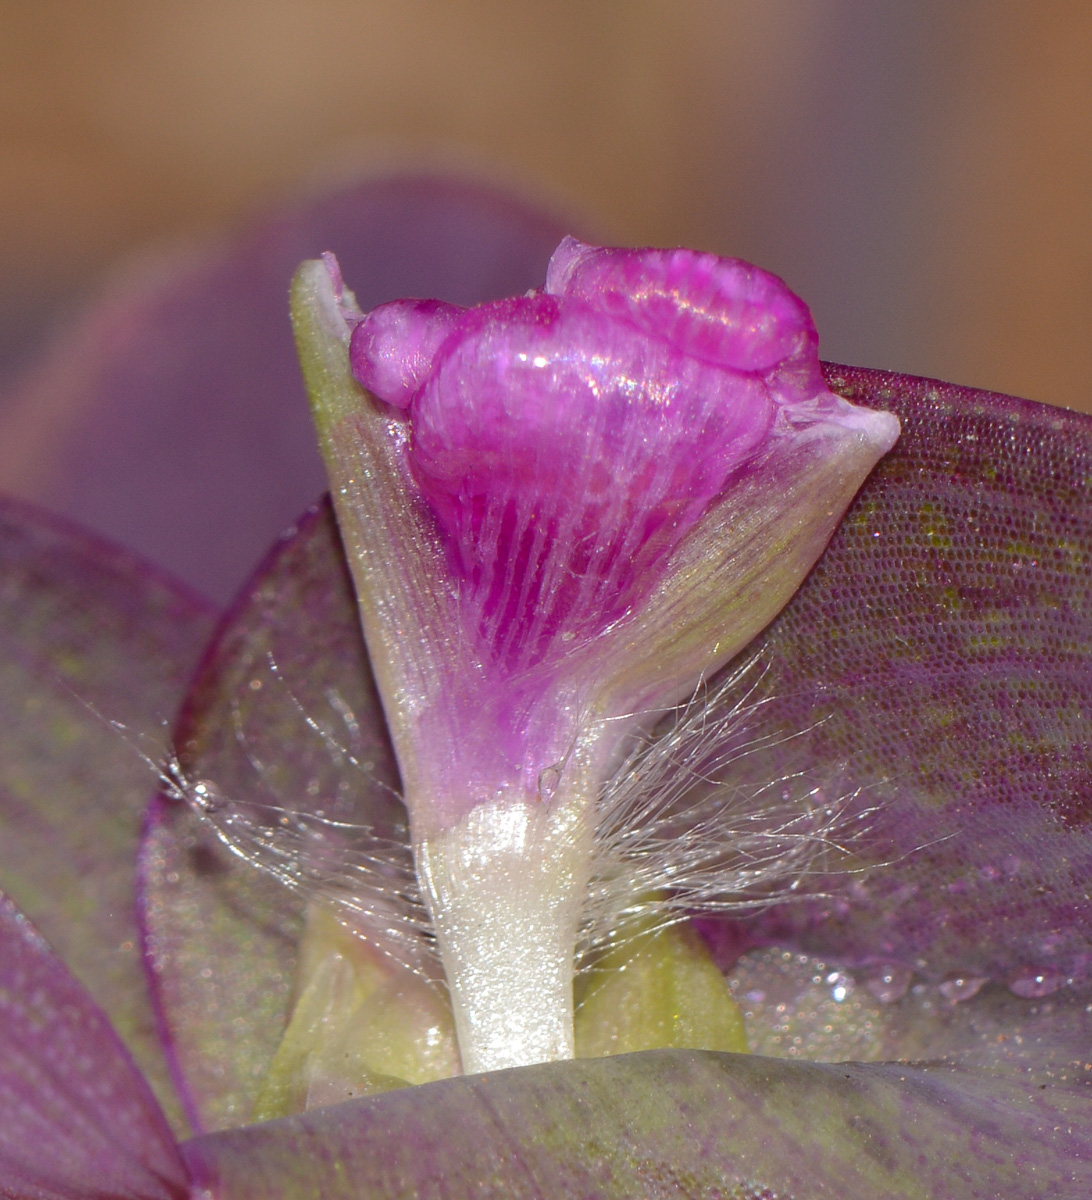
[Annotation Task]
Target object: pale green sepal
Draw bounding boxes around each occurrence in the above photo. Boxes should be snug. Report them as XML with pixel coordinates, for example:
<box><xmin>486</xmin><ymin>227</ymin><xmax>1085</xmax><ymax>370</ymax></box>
<box><xmin>289</xmin><ymin>261</ymin><xmax>457</xmax><ymax>812</ymax></box>
<box><xmin>597</xmin><ymin>399</ymin><xmax>901</xmax><ymax>720</ymax></box>
<box><xmin>252</xmin><ymin>908</ymin><xmax>458</xmax><ymax>1121</ymax></box>
<box><xmin>575</xmin><ymin>916</ymin><xmax>748</xmax><ymax>1057</ymax></box>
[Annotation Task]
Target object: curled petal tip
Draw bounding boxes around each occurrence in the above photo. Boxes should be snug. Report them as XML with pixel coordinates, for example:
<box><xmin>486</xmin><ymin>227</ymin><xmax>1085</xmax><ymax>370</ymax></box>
<box><xmin>542</xmin><ymin>234</ymin><xmax>597</xmax><ymax>292</ymax></box>
<box><xmin>349</xmin><ymin>298</ymin><xmax>464</xmax><ymax>410</ymax></box>
<box><xmin>546</xmin><ymin>238</ymin><xmax>820</xmax><ymax>382</ymax></box>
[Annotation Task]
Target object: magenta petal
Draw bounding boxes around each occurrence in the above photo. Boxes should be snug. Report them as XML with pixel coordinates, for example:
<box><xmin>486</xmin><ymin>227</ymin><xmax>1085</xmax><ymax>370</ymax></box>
<box><xmin>349</xmin><ymin>298</ymin><xmax>464</xmax><ymax>409</ymax></box>
<box><xmin>0</xmin><ymin>894</ymin><xmax>187</xmax><ymax>1200</ymax></box>
<box><xmin>304</xmin><ymin>246</ymin><xmax>896</xmax><ymax>902</ymax></box>
<box><xmin>545</xmin><ymin>237</ymin><xmax>823</xmax><ymax>392</ymax></box>
<box><xmin>408</xmin><ymin>292</ymin><xmax>775</xmax><ymax>668</ymax></box>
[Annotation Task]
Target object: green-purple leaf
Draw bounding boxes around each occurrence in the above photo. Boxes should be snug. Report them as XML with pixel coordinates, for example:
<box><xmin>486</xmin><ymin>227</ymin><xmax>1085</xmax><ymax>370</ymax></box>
<box><xmin>141</xmin><ymin>363</ymin><xmax>1092</xmax><ymax>1193</ymax></box>
<box><xmin>181</xmin><ymin>1050</ymin><xmax>1092</xmax><ymax>1199</ymax></box>
<box><xmin>0</xmin><ymin>495</ymin><xmax>214</xmax><ymax>1133</ymax></box>
<box><xmin>707</xmin><ymin>364</ymin><xmax>1092</xmax><ymax>989</ymax></box>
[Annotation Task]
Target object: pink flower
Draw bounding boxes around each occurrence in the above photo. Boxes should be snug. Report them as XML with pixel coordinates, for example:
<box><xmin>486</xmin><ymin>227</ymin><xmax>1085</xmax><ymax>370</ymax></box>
<box><xmin>294</xmin><ymin>239</ymin><xmax>899</xmax><ymax>1071</ymax></box>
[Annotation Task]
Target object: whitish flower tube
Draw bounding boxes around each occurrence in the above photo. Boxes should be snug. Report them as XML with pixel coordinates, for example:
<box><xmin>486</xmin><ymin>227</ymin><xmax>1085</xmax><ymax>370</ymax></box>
<box><xmin>290</xmin><ymin>239</ymin><xmax>900</xmax><ymax>1074</ymax></box>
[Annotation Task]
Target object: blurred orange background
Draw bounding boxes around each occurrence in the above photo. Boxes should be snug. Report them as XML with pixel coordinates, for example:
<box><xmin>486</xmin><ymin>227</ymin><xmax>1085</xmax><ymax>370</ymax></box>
<box><xmin>2</xmin><ymin>0</ymin><xmax>1090</xmax><ymax>410</ymax></box>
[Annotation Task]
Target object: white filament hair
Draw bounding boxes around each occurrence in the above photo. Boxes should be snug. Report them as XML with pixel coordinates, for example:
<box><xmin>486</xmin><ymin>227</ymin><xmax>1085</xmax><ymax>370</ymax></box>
<box><xmin>145</xmin><ymin>645</ymin><xmax>870</xmax><ymax>979</ymax></box>
<box><xmin>155</xmin><ymin>647</ymin><xmax>439</xmax><ymax>977</ymax></box>
<box><xmin>578</xmin><ymin>655</ymin><xmax>868</xmax><ymax>960</ymax></box>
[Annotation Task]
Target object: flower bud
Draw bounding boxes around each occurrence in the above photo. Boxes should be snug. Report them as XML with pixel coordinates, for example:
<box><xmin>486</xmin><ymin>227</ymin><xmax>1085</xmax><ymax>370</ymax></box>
<box><xmin>292</xmin><ymin>240</ymin><xmax>899</xmax><ymax>1073</ymax></box>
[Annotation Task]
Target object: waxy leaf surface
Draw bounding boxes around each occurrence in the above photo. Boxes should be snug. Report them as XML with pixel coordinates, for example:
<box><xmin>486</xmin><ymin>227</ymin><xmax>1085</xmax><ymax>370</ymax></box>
<box><xmin>182</xmin><ymin>1049</ymin><xmax>1092</xmax><ymax>1200</ymax></box>
<box><xmin>722</xmin><ymin>364</ymin><xmax>1092</xmax><ymax>988</ymax></box>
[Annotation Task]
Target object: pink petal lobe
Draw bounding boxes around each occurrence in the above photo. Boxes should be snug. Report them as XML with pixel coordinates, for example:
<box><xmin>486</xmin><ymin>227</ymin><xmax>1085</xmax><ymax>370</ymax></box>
<box><xmin>545</xmin><ymin>236</ymin><xmax>822</xmax><ymax>393</ymax></box>
<box><xmin>349</xmin><ymin>298</ymin><xmax>464</xmax><ymax>410</ymax></box>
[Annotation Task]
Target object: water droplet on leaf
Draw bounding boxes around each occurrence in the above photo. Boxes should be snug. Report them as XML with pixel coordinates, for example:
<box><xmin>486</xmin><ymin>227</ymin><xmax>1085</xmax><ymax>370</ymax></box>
<box><xmin>1008</xmin><ymin>966</ymin><xmax>1067</xmax><ymax>998</ymax></box>
<box><xmin>863</xmin><ymin>963</ymin><xmax>913</xmax><ymax>1004</ymax></box>
<box><xmin>938</xmin><ymin>973</ymin><xmax>987</xmax><ymax>1003</ymax></box>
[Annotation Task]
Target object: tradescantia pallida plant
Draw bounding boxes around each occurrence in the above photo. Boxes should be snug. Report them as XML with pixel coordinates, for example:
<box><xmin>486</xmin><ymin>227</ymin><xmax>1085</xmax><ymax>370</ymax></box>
<box><xmin>2</xmin><ymin>177</ymin><xmax>1092</xmax><ymax>1198</ymax></box>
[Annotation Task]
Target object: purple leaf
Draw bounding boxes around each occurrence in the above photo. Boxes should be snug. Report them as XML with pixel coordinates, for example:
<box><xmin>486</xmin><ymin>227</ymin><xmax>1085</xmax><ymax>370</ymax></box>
<box><xmin>180</xmin><ymin>1050</ymin><xmax>1092</xmax><ymax>1199</ymax></box>
<box><xmin>139</xmin><ymin>503</ymin><xmax>403</xmax><ymax>1132</ymax></box>
<box><xmin>0</xmin><ymin>893</ymin><xmax>188</xmax><ymax>1200</ymax></box>
<box><xmin>698</xmin><ymin>364</ymin><xmax>1092</xmax><ymax>990</ymax></box>
<box><xmin>0</xmin><ymin>494</ymin><xmax>214</xmax><ymax>1133</ymax></box>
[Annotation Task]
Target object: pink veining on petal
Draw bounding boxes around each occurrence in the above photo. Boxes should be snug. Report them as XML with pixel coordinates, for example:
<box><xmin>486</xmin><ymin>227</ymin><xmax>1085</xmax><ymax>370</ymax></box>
<box><xmin>404</xmin><ymin>290</ymin><xmax>776</xmax><ymax>670</ymax></box>
<box><xmin>347</xmin><ymin>242</ymin><xmax>850</xmax><ymax>676</ymax></box>
<box><xmin>339</xmin><ymin>239</ymin><xmax>899</xmax><ymax>830</ymax></box>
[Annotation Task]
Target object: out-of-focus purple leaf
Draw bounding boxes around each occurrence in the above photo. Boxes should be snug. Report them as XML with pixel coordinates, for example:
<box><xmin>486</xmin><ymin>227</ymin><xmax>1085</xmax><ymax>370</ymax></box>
<box><xmin>0</xmin><ymin>495</ymin><xmax>214</xmax><ymax>1134</ymax></box>
<box><xmin>0</xmin><ymin>175</ymin><xmax>573</xmax><ymax>602</ymax></box>
<box><xmin>139</xmin><ymin>502</ymin><xmax>402</xmax><ymax>1132</ymax></box>
<box><xmin>180</xmin><ymin>1049</ymin><xmax>1092</xmax><ymax>1200</ymax></box>
<box><xmin>0</xmin><ymin>893</ymin><xmax>189</xmax><ymax>1200</ymax></box>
